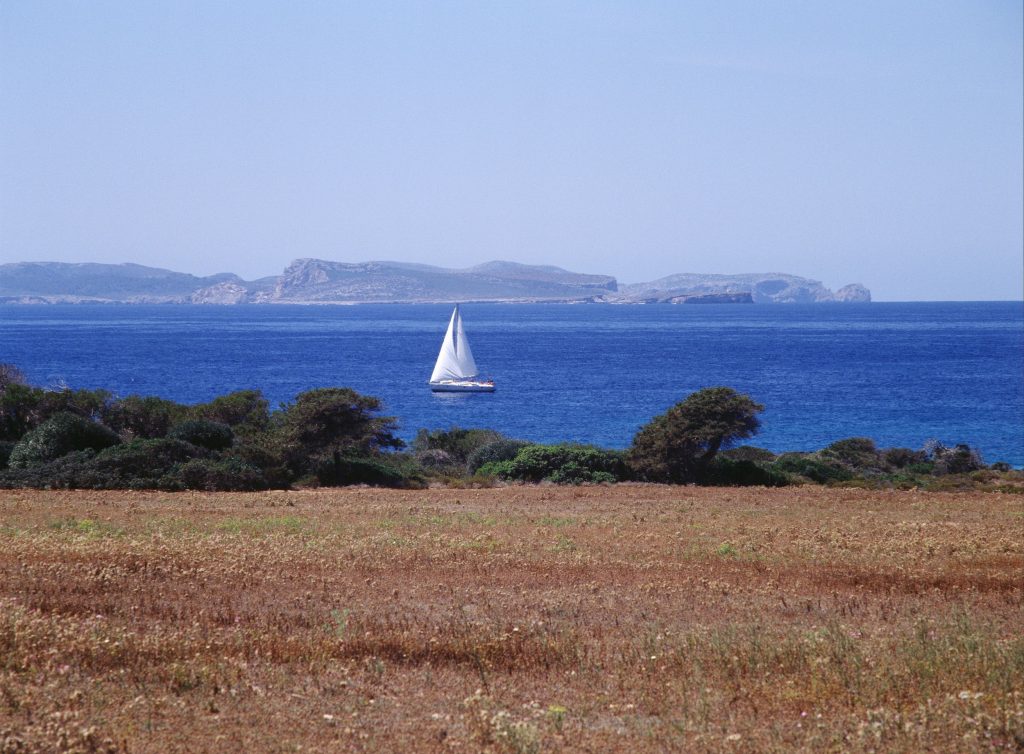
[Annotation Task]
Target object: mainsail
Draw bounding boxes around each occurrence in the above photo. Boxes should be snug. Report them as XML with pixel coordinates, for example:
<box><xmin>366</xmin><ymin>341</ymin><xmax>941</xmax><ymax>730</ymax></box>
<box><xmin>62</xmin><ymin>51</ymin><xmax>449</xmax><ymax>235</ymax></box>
<box><xmin>430</xmin><ymin>305</ymin><xmax>479</xmax><ymax>382</ymax></box>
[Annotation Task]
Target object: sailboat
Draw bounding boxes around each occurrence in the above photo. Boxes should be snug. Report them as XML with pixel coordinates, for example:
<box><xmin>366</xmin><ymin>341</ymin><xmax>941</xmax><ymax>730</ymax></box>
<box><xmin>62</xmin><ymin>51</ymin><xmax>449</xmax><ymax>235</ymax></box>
<box><xmin>428</xmin><ymin>305</ymin><xmax>495</xmax><ymax>392</ymax></box>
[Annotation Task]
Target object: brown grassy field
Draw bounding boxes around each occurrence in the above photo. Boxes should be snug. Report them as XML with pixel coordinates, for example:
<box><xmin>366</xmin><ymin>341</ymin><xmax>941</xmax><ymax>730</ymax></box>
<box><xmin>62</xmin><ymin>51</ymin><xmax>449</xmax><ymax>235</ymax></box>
<box><xmin>1</xmin><ymin>485</ymin><xmax>1021</xmax><ymax>753</ymax></box>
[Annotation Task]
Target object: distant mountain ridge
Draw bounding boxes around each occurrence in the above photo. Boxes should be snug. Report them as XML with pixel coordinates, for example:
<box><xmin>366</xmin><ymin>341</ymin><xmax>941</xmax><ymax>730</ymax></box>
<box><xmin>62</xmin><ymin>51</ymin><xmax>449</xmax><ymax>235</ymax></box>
<box><xmin>0</xmin><ymin>259</ymin><xmax>870</xmax><ymax>304</ymax></box>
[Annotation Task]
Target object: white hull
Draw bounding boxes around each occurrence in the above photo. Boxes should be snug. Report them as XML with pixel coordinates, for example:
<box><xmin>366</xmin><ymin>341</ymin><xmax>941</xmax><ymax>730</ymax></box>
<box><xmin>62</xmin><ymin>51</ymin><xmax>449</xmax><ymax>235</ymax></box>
<box><xmin>429</xmin><ymin>380</ymin><xmax>496</xmax><ymax>393</ymax></box>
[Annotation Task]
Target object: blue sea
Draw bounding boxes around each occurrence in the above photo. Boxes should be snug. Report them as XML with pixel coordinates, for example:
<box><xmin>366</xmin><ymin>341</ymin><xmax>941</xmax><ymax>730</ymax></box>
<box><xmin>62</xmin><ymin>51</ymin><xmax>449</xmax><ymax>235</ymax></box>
<box><xmin>1</xmin><ymin>302</ymin><xmax>1022</xmax><ymax>465</ymax></box>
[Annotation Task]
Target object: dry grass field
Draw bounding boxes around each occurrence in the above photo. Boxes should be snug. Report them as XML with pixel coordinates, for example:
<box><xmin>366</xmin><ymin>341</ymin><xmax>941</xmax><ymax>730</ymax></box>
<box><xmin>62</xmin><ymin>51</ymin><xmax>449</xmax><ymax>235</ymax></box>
<box><xmin>0</xmin><ymin>484</ymin><xmax>1021</xmax><ymax>753</ymax></box>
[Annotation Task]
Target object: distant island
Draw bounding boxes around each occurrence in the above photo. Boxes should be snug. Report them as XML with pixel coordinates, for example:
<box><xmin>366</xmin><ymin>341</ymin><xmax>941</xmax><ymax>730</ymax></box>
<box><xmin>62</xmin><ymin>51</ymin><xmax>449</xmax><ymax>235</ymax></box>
<box><xmin>0</xmin><ymin>259</ymin><xmax>870</xmax><ymax>305</ymax></box>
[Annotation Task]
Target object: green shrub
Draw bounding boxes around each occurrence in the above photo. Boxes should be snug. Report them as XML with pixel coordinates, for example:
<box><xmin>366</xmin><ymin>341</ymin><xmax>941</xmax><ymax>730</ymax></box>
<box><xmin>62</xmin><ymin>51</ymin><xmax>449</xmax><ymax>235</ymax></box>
<box><xmin>882</xmin><ymin>447</ymin><xmax>926</xmax><ymax>469</ymax></box>
<box><xmin>547</xmin><ymin>463</ymin><xmax>617</xmax><ymax>485</ymax></box>
<box><xmin>0</xmin><ymin>440</ymin><xmax>15</xmax><ymax>469</ymax></box>
<box><xmin>467</xmin><ymin>438</ymin><xmax>531</xmax><ymax>473</ymax></box>
<box><xmin>166</xmin><ymin>457</ymin><xmax>268</xmax><ymax>492</ymax></box>
<box><xmin>101</xmin><ymin>395</ymin><xmax>187</xmax><ymax>439</ymax></box>
<box><xmin>719</xmin><ymin>445</ymin><xmax>777</xmax><ymax>463</ymax></box>
<box><xmin>0</xmin><ymin>450</ymin><xmax>97</xmax><ymax>489</ymax></box>
<box><xmin>415</xmin><ymin>448</ymin><xmax>458</xmax><ymax>471</ymax></box>
<box><xmin>475</xmin><ymin>460</ymin><xmax>515</xmax><ymax>479</ymax></box>
<box><xmin>701</xmin><ymin>458</ymin><xmax>790</xmax><ymax>487</ymax></box>
<box><xmin>412</xmin><ymin>427</ymin><xmax>504</xmax><ymax>466</ymax></box>
<box><xmin>820</xmin><ymin>437</ymin><xmax>882</xmax><ymax>471</ymax></box>
<box><xmin>929</xmin><ymin>443</ymin><xmax>985</xmax><ymax>475</ymax></box>
<box><xmin>498</xmin><ymin>444</ymin><xmax>629</xmax><ymax>484</ymax></box>
<box><xmin>189</xmin><ymin>390</ymin><xmax>270</xmax><ymax>436</ymax></box>
<box><xmin>8</xmin><ymin>413</ymin><xmax>121</xmax><ymax>469</ymax></box>
<box><xmin>772</xmin><ymin>453</ymin><xmax>852</xmax><ymax>483</ymax></box>
<box><xmin>85</xmin><ymin>438</ymin><xmax>204</xmax><ymax>487</ymax></box>
<box><xmin>311</xmin><ymin>453</ymin><xmax>412</xmax><ymax>488</ymax></box>
<box><xmin>169</xmin><ymin>419</ymin><xmax>234</xmax><ymax>451</ymax></box>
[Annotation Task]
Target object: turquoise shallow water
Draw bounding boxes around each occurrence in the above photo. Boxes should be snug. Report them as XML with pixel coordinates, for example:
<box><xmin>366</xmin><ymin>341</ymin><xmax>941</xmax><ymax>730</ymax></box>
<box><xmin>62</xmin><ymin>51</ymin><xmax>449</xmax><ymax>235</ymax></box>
<box><xmin>1</xmin><ymin>301</ymin><xmax>1021</xmax><ymax>465</ymax></box>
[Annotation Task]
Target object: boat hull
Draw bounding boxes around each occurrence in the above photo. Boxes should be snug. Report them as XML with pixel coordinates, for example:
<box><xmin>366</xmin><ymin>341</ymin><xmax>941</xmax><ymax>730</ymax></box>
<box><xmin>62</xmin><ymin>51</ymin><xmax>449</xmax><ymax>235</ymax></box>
<box><xmin>429</xmin><ymin>381</ymin><xmax>495</xmax><ymax>393</ymax></box>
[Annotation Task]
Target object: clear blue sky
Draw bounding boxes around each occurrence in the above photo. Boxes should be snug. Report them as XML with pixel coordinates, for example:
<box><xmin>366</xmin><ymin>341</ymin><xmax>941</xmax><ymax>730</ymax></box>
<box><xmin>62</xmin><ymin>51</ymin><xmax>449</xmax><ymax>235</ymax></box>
<box><xmin>1</xmin><ymin>1</ymin><xmax>1021</xmax><ymax>300</ymax></box>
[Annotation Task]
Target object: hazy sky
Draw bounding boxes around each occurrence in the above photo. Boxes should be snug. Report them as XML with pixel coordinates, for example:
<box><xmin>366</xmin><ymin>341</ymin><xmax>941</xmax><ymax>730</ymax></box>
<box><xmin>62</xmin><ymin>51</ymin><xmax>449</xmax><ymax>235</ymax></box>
<box><xmin>1</xmin><ymin>2</ymin><xmax>1021</xmax><ymax>300</ymax></box>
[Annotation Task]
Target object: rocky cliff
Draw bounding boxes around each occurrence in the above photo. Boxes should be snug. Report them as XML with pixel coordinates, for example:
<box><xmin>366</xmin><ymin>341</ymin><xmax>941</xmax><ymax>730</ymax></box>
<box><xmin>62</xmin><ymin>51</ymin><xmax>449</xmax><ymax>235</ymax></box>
<box><xmin>615</xmin><ymin>273</ymin><xmax>871</xmax><ymax>304</ymax></box>
<box><xmin>0</xmin><ymin>260</ymin><xmax>870</xmax><ymax>304</ymax></box>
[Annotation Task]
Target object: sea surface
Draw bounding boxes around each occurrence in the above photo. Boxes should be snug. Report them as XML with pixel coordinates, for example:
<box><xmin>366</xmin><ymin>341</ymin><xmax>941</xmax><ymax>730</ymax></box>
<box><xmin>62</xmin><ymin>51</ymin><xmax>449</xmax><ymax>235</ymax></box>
<box><xmin>1</xmin><ymin>302</ymin><xmax>1022</xmax><ymax>465</ymax></box>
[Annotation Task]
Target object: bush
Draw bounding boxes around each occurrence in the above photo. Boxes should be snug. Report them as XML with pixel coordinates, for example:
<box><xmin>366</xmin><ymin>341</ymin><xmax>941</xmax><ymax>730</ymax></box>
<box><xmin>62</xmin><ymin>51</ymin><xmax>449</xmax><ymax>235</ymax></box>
<box><xmin>415</xmin><ymin>448</ymin><xmax>458</xmax><ymax>470</ymax></box>
<box><xmin>311</xmin><ymin>453</ymin><xmax>412</xmax><ymax>487</ymax></box>
<box><xmin>101</xmin><ymin>395</ymin><xmax>187</xmax><ymax>439</ymax></box>
<box><xmin>475</xmin><ymin>460</ymin><xmax>516</xmax><ymax>479</ymax></box>
<box><xmin>189</xmin><ymin>390</ymin><xmax>270</xmax><ymax>435</ymax></box>
<box><xmin>497</xmin><ymin>444</ymin><xmax>629</xmax><ymax>484</ymax></box>
<box><xmin>0</xmin><ymin>450</ymin><xmax>98</xmax><ymax>489</ymax></box>
<box><xmin>166</xmin><ymin>457</ymin><xmax>268</xmax><ymax>492</ymax></box>
<box><xmin>820</xmin><ymin>437</ymin><xmax>882</xmax><ymax>471</ymax></box>
<box><xmin>412</xmin><ymin>427</ymin><xmax>505</xmax><ymax>467</ymax></box>
<box><xmin>719</xmin><ymin>445</ymin><xmax>777</xmax><ymax>463</ymax></box>
<box><xmin>772</xmin><ymin>453</ymin><xmax>852</xmax><ymax>483</ymax></box>
<box><xmin>700</xmin><ymin>458</ymin><xmax>790</xmax><ymax>487</ymax></box>
<box><xmin>882</xmin><ymin>447</ymin><xmax>926</xmax><ymax>469</ymax></box>
<box><xmin>467</xmin><ymin>438</ymin><xmax>531</xmax><ymax>474</ymax></box>
<box><xmin>928</xmin><ymin>442</ymin><xmax>985</xmax><ymax>475</ymax></box>
<box><xmin>84</xmin><ymin>439</ymin><xmax>204</xmax><ymax>488</ymax></box>
<box><xmin>169</xmin><ymin>420</ymin><xmax>234</xmax><ymax>451</ymax></box>
<box><xmin>0</xmin><ymin>440</ymin><xmax>15</xmax><ymax>469</ymax></box>
<box><xmin>8</xmin><ymin>413</ymin><xmax>121</xmax><ymax>469</ymax></box>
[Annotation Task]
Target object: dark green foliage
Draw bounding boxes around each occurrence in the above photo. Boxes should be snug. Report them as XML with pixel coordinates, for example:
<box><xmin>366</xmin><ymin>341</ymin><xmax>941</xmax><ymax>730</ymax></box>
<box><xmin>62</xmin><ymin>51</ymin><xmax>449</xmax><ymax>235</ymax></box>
<box><xmin>84</xmin><ymin>439</ymin><xmax>203</xmax><ymax>487</ymax></box>
<box><xmin>494</xmin><ymin>444</ymin><xmax>629</xmax><ymax>484</ymax></box>
<box><xmin>928</xmin><ymin>442</ymin><xmax>985</xmax><ymax>475</ymax></box>
<box><xmin>415</xmin><ymin>448</ymin><xmax>458</xmax><ymax>470</ymax></box>
<box><xmin>102</xmin><ymin>395</ymin><xmax>186</xmax><ymax>439</ymax></box>
<box><xmin>412</xmin><ymin>427</ymin><xmax>504</xmax><ymax>467</ymax></box>
<box><xmin>169</xmin><ymin>420</ymin><xmax>234</xmax><ymax>451</ymax></box>
<box><xmin>0</xmin><ymin>439</ymin><xmax>202</xmax><ymax>490</ymax></box>
<box><xmin>0</xmin><ymin>441</ymin><xmax>14</xmax><ymax>469</ymax></box>
<box><xmin>0</xmin><ymin>384</ymin><xmax>110</xmax><ymax>441</ymax></box>
<box><xmin>772</xmin><ymin>453</ymin><xmax>853</xmax><ymax>483</ymax></box>
<box><xmin>700</xmin><ymin>458</ymin><xmax>790</xmax><ymax>487</ymax></box>
<box><xmin>311</xmin><ymin>454</ymin><xmax>411</xmax><ymax>488</ymax></box>
<box><xmin>189</xmin><ymin>390</ymin><xmax>270</xmax><ymax>436</ymax></box>
<box><xmin>882</xmin><ymin>447</ymin><xmax>927</xmax><ymax>469</ymax></box>
<box><xmin>475</xmin><ymin>460</ymin><xmax>515</xmax><ymax>478</ymax></box>
<box><xmin>0</xmin><ymin>383</ymin><xmax>40</xmax><ymax>441</ymax></box>
<box><xmin>275</xmin><ymin>388</ymin><xmax>404</xmax><ymax>480</ymax></box>
<box><xmin>0</xmin><ymin>450</ymin><xmax>97</xmax><ymax>489</ymax></box>
<box><xmin>820</xmin><ymin>437</ymin><xmax>882</xmax><ymax>471</ymax></box>
<box><xmin>167</xmin><ymin>457</ymin><xmax>268</xmax><ymax>492</ymax></box>
<box><xmin>467</xmin><ymin>438</ymin><xmax>531</xmax><ymax>474</ymax></box>
<box><xmin>628</xmin><ymin>387</ymin><xmax>764</xmax><ymax>483</ymax></box>
<box><xmin>8</xmin><ymin>413</ymin><xmax>121</xmax><ymax>469</ymax></box>
<box><xmin>720</xmin><ymin>445</ymin><xmax>777</xmax><ymax>463</ymax></box>
<box><xmin>225</xmin><ymin>439</ymin><xmax>291</xmax><ymax>489</ymax></box>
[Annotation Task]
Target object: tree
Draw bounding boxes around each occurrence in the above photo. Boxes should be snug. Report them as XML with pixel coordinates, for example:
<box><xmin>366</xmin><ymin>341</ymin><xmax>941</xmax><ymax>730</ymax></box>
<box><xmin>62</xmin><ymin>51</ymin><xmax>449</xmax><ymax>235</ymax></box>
<box><xmin>628</xmin><ymin>387</ymin><xmax>764</xmax><ymax>483</ymax></box>
<box><xmin>274</xmin><ymin>388</ymin><xmax>403</xmax><ymax>481</ymax></box>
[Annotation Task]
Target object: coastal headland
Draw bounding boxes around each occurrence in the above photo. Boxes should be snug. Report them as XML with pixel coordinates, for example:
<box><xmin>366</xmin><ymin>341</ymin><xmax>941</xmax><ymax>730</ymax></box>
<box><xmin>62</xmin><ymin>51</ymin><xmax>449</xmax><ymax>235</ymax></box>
<box><xmin>0</xmin><ymin>485</ymin><xmax>1019</xmax><ymax>752</ymax></box>
<box><xmin>0</xmin><ymin>258</ymin><xmax>871</xmax><ymax>305</ymax></box>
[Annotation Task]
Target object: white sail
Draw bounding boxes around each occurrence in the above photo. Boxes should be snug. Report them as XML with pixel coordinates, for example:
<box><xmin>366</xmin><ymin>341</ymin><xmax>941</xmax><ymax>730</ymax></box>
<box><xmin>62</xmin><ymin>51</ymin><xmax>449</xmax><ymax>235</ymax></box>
<box><xmin>430</xmin><ymin>305</ymin><xmax>479</xmax><ymax>382</ymax></box>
